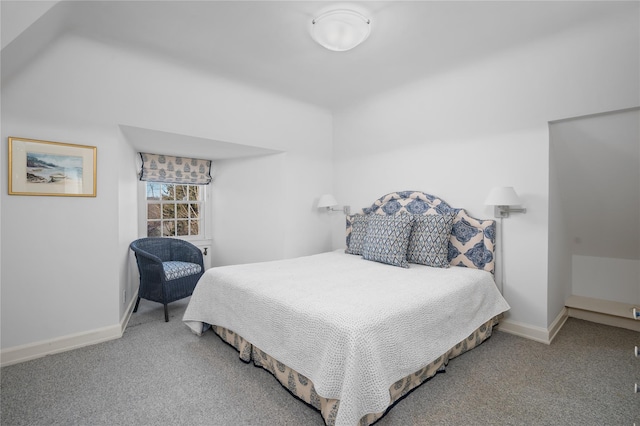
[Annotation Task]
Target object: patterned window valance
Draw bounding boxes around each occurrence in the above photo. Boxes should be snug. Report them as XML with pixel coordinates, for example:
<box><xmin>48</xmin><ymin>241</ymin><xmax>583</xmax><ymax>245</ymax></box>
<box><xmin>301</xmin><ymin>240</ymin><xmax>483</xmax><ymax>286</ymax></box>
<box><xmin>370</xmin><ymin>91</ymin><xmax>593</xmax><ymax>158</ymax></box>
<box><xmin>139</xmin><ymin>152</ymin><xmax>212</xmax><ymax>185</ymax></box>
<box><xmin>138</xmin><ymin>153</ymin><xmax>213</xmax><ymax>185</ymax></box>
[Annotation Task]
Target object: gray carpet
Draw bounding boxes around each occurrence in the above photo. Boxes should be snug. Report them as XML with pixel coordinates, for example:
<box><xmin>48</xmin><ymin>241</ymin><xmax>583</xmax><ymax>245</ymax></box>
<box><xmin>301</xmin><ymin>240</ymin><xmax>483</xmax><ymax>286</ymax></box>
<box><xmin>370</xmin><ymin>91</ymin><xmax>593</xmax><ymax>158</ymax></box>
<box><xmin>1</xmin><ymin>298</ymin><xmax>638</xmax><ymax>425</ymax></box>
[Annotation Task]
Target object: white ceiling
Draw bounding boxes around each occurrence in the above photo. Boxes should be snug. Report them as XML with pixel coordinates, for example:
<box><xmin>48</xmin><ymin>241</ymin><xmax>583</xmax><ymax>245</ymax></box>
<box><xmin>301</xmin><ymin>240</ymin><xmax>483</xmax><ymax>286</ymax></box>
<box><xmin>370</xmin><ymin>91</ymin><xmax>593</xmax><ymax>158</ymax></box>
<box><xmin>119</xmin><ymin>125</ymin><xmax>281</xmax><ymax>160</ymax></box>
<box><xmin>2</xmin><ymin>0</ymin><xmax>633</xmax><ymax>110</ymax></box>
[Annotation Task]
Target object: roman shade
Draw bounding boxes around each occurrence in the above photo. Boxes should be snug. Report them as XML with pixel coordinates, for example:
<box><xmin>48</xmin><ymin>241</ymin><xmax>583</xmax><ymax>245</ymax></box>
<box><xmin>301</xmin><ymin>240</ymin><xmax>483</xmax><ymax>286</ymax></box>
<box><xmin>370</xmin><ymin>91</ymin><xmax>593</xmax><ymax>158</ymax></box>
<box><xmin>138</xmin><ymin>152</ymin><xmax>213</xmax><ymax>185</ymax></box>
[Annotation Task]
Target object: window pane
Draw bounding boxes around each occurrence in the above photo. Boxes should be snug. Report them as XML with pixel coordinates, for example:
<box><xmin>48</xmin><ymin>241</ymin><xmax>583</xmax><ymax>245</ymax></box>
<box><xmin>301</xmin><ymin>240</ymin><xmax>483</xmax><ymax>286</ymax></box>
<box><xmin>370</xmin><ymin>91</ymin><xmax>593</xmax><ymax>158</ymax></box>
<box><xmin>190</xmin><ymin>220</ymin><xmax>200</xmax><ymax>235</ymax></box>
<box><xmin>162</xmin><ymin>204</ymin><xmax>175</xmax><ymax>219</ymax></box>
<box><xmin>161</xmin><ymin>184</ymin><xmax>174</xmax><ymax>200</ymax></box>
<box><xmin>189</xmin><ymin>204</ymin><xmax>199</xmax><ymax>218</ymax></box>
<box><xmin>189</xmin><ymin>186</ymin><xmax>200</xmax><ymax>201</ymax></box>
<box><xmin>176</xmin><ymin>204</ymin><xmax>189</xmax><ymax>219</ymax></box>
<box><xmin>145</xmin><ymin>182</ymin><xmax>204</xmax><ymax>238</ymax></box>
<box><xmin>147</xmin><ymin>221</ymin><xmax>161</xmax><ymax>237</ymax></box>
<box><xmin>146</xmin><ymin>183</ymin><xmax>161</xmax><ymax>200</ymax></box>
<box><xmin>148</xmin><ymin>204</ymin><xmax>161</xmax><ymax>220</ymax></box>
<box><xmin>175</xmin><ymin>185</ymin><xmax>188</xmax><ymax>201</ymax></box>
<box><xmin>177</xmin><ymin>220</ymin><xmax>189</xmax><ymax>236</ymax></box>
<box><xmin>162</xmin><ymin>221</ymin><xmax>175</xmax><ymax>237</ymax></box>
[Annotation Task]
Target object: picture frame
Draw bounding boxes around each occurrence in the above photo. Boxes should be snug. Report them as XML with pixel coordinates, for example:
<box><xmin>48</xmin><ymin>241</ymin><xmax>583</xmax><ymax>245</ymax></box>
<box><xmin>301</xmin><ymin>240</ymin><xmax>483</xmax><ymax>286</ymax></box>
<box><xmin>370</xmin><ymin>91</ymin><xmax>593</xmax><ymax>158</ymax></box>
<box><xmin>8</xmin><ymin>137</ymin><xmax>97</xmax><ymax>197</ymax></box>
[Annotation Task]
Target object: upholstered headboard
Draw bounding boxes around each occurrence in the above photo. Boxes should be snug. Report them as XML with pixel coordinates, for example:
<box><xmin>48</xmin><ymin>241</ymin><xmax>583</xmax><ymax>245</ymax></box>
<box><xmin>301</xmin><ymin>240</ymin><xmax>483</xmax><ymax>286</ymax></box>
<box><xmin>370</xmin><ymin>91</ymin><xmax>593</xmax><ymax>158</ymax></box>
<box><xmin>346</xmin><ymin>191</ymin><xmax>496</xmax><ymax>273</ymax></box>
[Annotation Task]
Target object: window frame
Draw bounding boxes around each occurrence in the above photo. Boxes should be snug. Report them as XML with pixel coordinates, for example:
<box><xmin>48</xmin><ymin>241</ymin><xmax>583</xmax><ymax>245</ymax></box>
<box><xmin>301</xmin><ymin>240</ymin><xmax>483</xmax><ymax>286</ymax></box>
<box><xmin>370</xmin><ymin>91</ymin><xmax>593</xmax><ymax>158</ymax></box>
<box><xmin>137</xmin><ymin>181</ymin><xmax>212</xmax><ymax>242</ymax></box>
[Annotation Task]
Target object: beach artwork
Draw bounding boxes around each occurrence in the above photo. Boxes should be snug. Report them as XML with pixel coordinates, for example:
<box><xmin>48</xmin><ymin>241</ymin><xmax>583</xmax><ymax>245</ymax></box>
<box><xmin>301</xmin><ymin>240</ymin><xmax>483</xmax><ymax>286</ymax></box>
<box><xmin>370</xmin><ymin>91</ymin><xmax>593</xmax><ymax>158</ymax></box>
<box><xmin>9</xmin><ymin>137</ymin><xmax>97</xmax><ymax>196</ymax></box>
<box><xmin>26</xmin><ymin>152</ymin><xmax>83</xmax><ymax>184</ymax></box>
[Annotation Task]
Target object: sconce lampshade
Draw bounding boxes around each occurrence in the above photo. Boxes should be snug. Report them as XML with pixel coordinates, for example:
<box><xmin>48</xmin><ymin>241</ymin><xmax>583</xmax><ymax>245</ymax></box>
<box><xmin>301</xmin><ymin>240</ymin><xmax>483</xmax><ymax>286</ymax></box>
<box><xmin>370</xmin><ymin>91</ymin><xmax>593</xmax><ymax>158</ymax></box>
<box><xmin>484</xmin><ymin>186</ymin><xmax>522</xmax><ymax>206</ymax></box>
<box><xmin>317</xmin><ymin>194</ymin><xmax>338</xmax><ymax>209</ymax></box>
<box><xmin>311</xmin><ymin>9</ymin><xmax>371</xmax><ymax>52</ymax></box>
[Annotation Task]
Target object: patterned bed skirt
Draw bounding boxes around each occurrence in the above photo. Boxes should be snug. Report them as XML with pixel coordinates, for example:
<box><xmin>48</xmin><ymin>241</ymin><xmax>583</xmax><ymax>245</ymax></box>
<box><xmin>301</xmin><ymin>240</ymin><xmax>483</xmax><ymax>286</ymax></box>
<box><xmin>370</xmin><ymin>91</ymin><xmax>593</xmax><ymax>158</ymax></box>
<box><xmin>211</xmin><ymin>316</ymin><xmax>499</xmax><ymax>426</ymax></box>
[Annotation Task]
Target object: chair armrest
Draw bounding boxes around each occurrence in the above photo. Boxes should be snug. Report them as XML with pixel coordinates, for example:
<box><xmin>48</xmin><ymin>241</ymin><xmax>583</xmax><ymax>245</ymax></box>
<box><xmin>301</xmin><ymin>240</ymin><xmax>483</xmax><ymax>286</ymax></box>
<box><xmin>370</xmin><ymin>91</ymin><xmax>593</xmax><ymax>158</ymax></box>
<box><xmin>173</xmin><ymin>241</ymin><xmax>205</xmax><ymax>267</ymax></box>
<box><xmin>131</xmin><ymin>246</ymin><xmax>163</xmax><ymax>265</ymax></box>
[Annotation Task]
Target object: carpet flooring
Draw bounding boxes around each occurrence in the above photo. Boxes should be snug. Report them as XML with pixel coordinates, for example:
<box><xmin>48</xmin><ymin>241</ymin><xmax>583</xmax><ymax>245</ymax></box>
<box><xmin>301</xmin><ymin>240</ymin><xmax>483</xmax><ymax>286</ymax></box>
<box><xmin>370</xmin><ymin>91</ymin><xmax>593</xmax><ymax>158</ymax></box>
<box><xmin>1</xmin><ymin>298</ymin><xmax>638</xmax><ymax>425</ymax></box>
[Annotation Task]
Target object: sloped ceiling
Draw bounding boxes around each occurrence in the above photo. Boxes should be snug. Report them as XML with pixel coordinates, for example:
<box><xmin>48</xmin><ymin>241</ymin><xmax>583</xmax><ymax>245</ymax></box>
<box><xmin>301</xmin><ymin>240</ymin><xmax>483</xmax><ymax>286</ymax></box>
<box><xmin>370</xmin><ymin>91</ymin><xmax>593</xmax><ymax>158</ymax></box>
<box><xmin>119</xmin><ymin>125</ymin><xmax>281</xmax><ymax>160</ymax></box>
<box><xmin>550</xmin><ymin>109</ymin><xmax>640</xmax><ymax>260</ymax></box>
<box><xmin>0</xmin><ymin>1</ymin><xmax>57</xmax><ymax>49</ymax></box>
<box><xmin>2</xmin><ymin>0</ymin><xmax>634</xmax><ymax>109</ymax></box>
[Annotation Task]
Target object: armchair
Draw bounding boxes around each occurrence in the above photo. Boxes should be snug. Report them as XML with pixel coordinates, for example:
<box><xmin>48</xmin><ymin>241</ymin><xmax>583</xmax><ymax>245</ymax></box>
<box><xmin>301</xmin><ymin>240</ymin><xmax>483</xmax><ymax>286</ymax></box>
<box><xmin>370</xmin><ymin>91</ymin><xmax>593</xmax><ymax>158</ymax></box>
<box><xmin>130</xmin><ymin>237</ymin><xmax>205</xmax><ymax>322</ymax></box>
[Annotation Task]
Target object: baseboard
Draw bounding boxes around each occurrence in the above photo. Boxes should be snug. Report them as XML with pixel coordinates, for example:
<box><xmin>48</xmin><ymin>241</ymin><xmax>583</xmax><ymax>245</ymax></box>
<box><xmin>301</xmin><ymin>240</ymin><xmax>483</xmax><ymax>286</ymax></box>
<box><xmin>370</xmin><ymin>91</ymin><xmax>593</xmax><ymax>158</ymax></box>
<box><xmin>120</xmin><ymin>290</ymin><xmax>138</xmax><ymax>335</ymax></box>
<box><xmin>0</xmin><ymin>324</ymin><xmax>122</xmax><ymax>367</ymax></box>
<box><xmin>496</xmin><ymin>309</ymin><xmax>568</xmax><ymax>345</ymax></box>
<box><xmin>566</xmin><ymin>307</ymin><xmax>640</xmax><ymax>332</ymax></box>
<box><xmin>1</xmin><ymin>292</ymin><xmax>139</xmax><ymax>368</ymax></box>
<box><xmin>565</xmin><ymin>295</ymin><xmax>640</xmax><ymax>332</ymax></box>
<box><xmin>547</xmin><ymin>308</ymin><xmax>569</xmax><ymax>343</ymax></box>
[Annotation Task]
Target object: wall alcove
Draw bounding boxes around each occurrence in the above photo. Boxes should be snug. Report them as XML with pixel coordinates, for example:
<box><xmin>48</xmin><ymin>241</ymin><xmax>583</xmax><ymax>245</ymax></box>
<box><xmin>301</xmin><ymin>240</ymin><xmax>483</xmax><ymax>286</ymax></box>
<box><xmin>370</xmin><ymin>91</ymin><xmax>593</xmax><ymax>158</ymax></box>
<box><xmin>549</xmin><ymin>107</ymin><xmax>640</xmax><ymax>330</ymax></box>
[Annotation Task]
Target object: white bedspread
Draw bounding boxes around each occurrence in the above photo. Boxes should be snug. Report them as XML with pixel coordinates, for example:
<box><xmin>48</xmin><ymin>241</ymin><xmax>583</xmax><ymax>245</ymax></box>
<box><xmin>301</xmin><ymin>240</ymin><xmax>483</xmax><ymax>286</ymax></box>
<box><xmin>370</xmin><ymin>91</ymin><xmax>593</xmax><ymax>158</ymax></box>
<box><xmin>183</xmin><ymin>250</ymin><xmax>510</xmax><ymax>426</ymax></box>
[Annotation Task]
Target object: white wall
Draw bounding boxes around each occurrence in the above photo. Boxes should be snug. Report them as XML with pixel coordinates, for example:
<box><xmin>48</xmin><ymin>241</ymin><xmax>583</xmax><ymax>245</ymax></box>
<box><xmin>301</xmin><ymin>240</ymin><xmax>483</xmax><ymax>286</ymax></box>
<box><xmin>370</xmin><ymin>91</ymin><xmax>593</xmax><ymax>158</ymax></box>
<box><xmin>117</xmin><ymin>132</ymin><xmax>140</xmax><ymax>317</ymax></box>
<box><xmin>572</xmin><ymin>255</ymin><xmax>640</xmax><ymax>304</ymax></box>
<box><xmin>547</xmin><ymin>139</ymin><xmax>572</xmax><ymax>329</ymax></box>
<box><xmin>1</xmin><ymin>34</ymin><xmax>333</xmax><ymax>352</ymax></box>
<box><xmin>1</xmin><ymin>119</ymin><xmax>122</xmax><ymax>348</ymax></box>
<box><xmin>211</xmin><ymin>154</ymin><xmax>287</xmax><ymax>266</ymax></box>
<box><xmin>332</xmin><ymin>8</ymin><xmax>639</xmax><ymax>331</ymax></box>
<box><xmin>550</xmin><ymin>109</ymin><xmax>640</xmax><ymax>260</ymax></box>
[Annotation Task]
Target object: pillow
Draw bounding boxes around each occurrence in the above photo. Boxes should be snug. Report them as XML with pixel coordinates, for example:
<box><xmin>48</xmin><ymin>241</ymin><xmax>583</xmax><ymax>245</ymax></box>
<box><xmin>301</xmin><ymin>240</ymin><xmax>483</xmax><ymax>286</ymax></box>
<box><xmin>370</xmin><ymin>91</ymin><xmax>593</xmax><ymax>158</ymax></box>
<box><xmin>345</xmin><ymin>214</ymin><xmax>369</xmax><ymax>255</ymax></box>
<box><xmin>362</xmin><ymin>214</ymin><xmax>413</xmax><ymax>268</ymax></box>
<box><xmin>406</xmin><ymin>213</ymin><xmax>454</xmax><ymax>268</ymax></box>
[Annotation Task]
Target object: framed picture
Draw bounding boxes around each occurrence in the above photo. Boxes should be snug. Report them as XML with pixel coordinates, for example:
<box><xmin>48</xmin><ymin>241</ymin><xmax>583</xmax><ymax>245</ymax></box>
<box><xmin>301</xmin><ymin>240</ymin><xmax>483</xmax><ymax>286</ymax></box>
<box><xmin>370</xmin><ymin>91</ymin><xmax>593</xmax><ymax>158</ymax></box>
<box><xmin>8</xmin><ymin>137</ymin><xmax>97</xmax><ymax>197</ymax></box>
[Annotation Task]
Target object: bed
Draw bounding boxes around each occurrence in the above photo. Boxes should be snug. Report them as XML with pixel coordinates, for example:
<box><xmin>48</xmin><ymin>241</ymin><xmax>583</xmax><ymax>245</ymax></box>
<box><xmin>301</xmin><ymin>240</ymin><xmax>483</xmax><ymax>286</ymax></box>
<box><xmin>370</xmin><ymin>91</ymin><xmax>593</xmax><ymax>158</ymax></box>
<box><xmin>183</xmin><ymin>191</ymin><xmax>510</xmax><ymax>426</ymax></box>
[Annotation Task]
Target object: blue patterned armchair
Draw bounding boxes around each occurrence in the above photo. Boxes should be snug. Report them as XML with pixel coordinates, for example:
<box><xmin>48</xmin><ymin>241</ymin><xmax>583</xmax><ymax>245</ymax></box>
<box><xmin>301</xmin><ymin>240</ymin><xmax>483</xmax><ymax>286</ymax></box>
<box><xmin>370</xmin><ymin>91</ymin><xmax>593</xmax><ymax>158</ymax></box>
<box><xmin>130</xmin><ymin>238</ymin><xmax>205</xmax><ymax>322</ymax></box>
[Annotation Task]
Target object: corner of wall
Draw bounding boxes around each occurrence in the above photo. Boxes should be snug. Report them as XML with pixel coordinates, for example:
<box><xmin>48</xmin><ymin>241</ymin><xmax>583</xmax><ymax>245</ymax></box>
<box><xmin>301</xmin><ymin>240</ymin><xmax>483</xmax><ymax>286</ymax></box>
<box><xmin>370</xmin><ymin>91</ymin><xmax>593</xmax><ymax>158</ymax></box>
<box><xmin>497</xmin><ymin>308</ymin><xmax>568</xmax><ymax>345</ymax></box>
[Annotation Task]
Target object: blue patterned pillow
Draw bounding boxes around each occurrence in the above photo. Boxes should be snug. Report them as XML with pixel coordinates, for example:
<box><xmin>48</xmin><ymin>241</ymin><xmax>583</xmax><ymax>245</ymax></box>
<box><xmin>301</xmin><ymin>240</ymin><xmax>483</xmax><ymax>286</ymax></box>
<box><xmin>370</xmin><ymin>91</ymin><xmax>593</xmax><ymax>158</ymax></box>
<box><xmin>406</xmin><ymin>214</ymin><xmax>454</xmax><ymax>268</ymax></box>
<box><xmin>345</xmin><ymin>214</ymin><xmax>369</xmax><ymax>255</ymax></box>
<box><xmin>362</xmin><ymin>214</ymin><xmax>413</xmax><ymax>268</ymax></box>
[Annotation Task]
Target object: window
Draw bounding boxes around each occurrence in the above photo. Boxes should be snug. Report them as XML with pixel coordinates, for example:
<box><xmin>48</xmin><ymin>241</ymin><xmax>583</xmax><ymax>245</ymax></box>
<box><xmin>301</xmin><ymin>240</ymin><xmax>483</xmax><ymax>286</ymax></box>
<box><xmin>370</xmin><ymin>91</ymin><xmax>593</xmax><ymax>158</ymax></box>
<box><xmin>145</xmin><ymin>182</ymin><xmax>204</xmax><ymax>238</ymax></box>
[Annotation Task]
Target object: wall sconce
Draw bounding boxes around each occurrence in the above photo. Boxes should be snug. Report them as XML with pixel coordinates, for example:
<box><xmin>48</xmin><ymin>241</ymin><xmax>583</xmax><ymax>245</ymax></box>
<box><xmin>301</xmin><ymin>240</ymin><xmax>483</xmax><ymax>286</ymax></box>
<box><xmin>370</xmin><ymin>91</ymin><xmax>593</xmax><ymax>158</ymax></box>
<box><xmin>484</xmin><ymin>187</ymin><xmax>527</xmax><ymax>218</ymax></box>
<box><xmin>311</xmin><ymin>9</ymin><xmax>371</xmax><ymax>52</ymax></box>
<box><xmin>317</xmin><ymin>194</ymin><xmax>350</xmax><ymax>215</ymax></box>
<box><xmin>484</xmin><ymin>186</ymin><xmax>526</xmax><ymax>296</ymax></box>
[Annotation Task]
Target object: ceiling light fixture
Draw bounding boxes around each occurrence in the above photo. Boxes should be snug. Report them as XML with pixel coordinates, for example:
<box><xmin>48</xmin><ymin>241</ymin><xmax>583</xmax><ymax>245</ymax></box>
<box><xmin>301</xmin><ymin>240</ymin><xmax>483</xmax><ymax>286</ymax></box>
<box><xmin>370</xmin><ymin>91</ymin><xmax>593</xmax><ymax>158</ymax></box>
<box><xmin>311</xmin><ymin>9</ymin><xmax>371</xmax><ymax>52</ymax></box>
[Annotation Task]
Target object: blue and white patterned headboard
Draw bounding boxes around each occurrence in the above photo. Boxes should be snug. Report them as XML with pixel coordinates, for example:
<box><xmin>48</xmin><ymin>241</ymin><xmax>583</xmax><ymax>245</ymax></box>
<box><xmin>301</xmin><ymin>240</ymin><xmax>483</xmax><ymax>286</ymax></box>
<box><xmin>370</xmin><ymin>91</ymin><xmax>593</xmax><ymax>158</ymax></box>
<box><xmin>346</xmin><ymin>191</ymin><xmax>496</xmax><ymax>274</ymax></box>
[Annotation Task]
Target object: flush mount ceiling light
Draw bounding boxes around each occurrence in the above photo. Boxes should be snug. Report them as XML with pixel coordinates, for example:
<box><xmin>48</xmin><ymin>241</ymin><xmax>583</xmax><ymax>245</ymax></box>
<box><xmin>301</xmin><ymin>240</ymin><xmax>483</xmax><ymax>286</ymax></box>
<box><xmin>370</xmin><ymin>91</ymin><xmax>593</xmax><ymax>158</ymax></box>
<box><xmin>311</xmin><ymin>9</ymin><xmax>371</xmax><ymax>52</ymax></box>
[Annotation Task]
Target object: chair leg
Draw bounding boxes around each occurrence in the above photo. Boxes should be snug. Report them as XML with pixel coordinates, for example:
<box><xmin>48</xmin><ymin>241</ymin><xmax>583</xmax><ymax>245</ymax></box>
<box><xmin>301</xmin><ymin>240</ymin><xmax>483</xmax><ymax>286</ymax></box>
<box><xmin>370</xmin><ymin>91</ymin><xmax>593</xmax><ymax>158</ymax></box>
<box><xmin>133</xmin><ymin>297</ymin><xmax>141</xmax><ymax>312</ymax></box>
<box><xmin>164</xmin><ymin>304</ymin><xmax>169</xmax><ymax>322</ymax></box>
